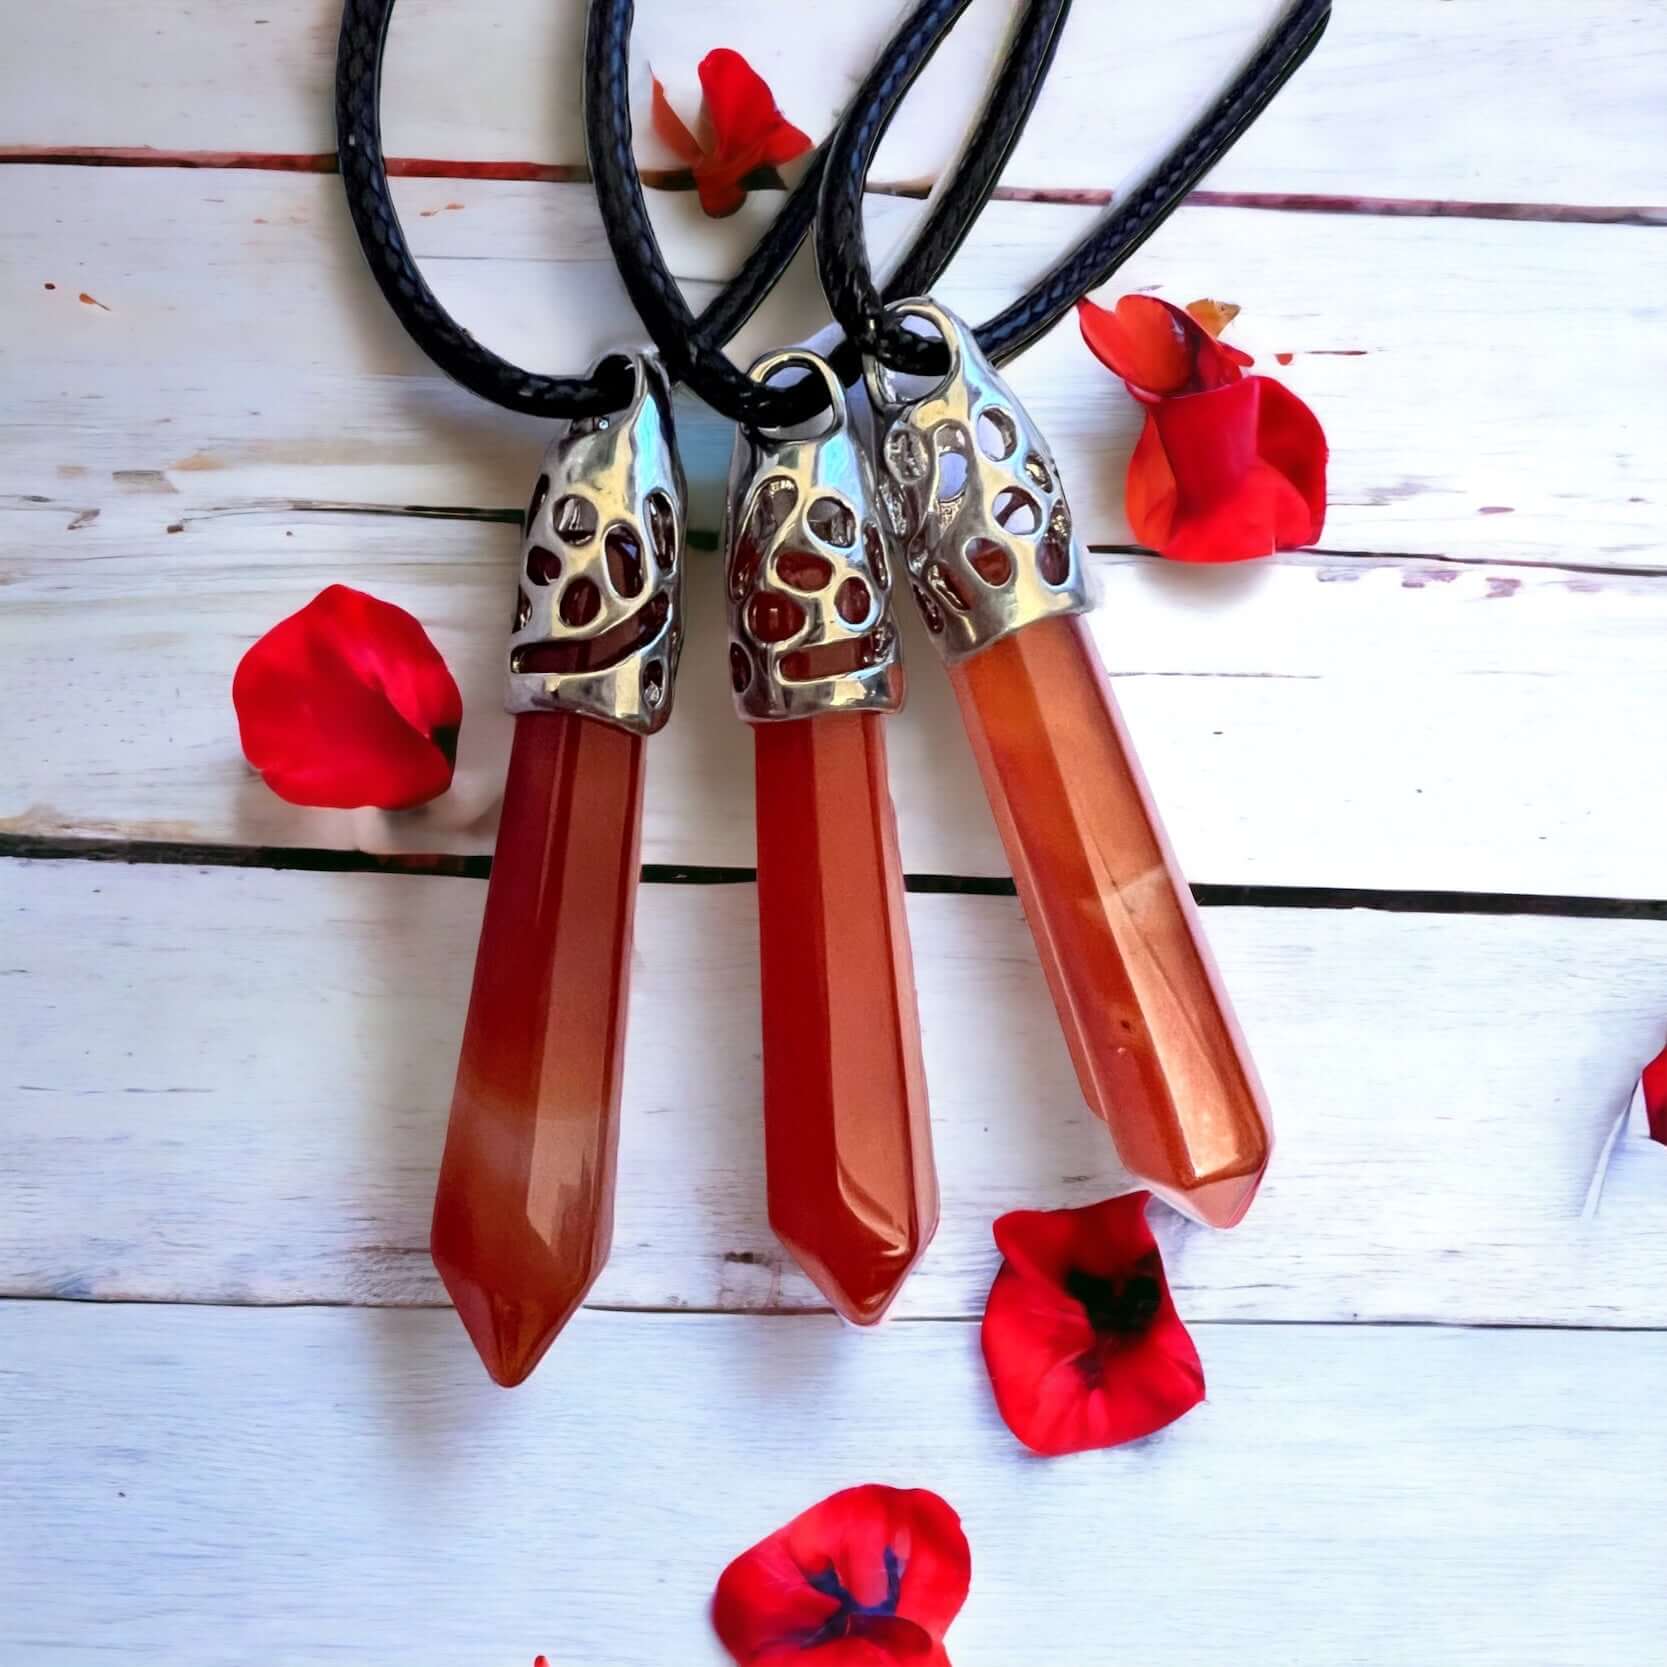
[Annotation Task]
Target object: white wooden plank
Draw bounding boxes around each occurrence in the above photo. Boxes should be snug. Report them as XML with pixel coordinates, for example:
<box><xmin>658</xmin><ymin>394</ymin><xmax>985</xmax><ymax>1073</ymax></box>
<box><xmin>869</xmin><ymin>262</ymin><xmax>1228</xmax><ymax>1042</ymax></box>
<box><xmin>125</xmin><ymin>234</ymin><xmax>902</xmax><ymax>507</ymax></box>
<box><xmin>2</xmin><ymin>1301</ymin><xmax>1664</xmax><ymax>1666</ymax></box>
<box><xmin>4</xmin><ymin>503</ymin><xmax>1666</xmax><ymax>898</ymax></box>
<box><xmin>3</xmin><ymin>167</ymin><xmax>1661</xmax><ymax>568</ymax></box>
<box><xmin>6</xmin><ymin>858</ymin><xmax>1666</xmax><ymax>1325</ymax></box>
<box><xmin>6</xmin><ymin>1</ymin><xmax>1664</xmax><ymax>206</ymax></box>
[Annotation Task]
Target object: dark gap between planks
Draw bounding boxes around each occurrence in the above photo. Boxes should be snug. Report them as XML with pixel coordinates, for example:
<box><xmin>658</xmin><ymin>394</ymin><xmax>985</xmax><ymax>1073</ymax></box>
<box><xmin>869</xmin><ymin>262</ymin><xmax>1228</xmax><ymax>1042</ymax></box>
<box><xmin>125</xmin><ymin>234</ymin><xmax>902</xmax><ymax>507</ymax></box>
<box><xmin>4</xmin><ymin>833</ymin><xmax>1665</xmax><ymax>921</ymax></box>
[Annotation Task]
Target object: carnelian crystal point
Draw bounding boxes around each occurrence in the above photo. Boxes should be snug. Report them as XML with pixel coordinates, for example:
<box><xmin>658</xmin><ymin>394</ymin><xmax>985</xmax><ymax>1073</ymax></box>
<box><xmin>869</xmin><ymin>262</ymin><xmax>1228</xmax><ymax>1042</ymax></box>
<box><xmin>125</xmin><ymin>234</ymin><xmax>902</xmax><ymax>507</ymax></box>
<box><xmin>431</xmin><ymin>710</ymin><xmax>645</xmax><ymax>1385</ymax></box>
<box><xmin>753</xmin><ymin>714</ymin><xmax>939</xmax><ymax>1323</ymax></box>
<box><xmin>949</xmin><ymin>616</ymin><xmax>1271</xmax><ymax>1227</ymax></box>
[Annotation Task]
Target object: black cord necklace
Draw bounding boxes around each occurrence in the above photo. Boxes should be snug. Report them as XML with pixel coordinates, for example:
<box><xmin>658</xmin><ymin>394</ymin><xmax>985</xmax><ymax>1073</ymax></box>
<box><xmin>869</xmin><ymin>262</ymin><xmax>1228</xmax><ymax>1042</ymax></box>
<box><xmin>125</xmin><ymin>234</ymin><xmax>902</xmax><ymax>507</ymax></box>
<box><xmin>340</xmin><ymin>0</ymin><xmax>1085</xmax><ymax>1386</ymax></box>
<box><xmin>334</xmin><ymin>0</ymin><xmax>1065</xmax><ymax>421</ymax></box>
<box><xmin>583</xmin><ymin>0</ymin><xmax>1073</xmax><ymax>426</ymax></box>
<box><xmin>731</xmin><ymin>0</ymin><xmax>1331</xmax><ymax>1245</ymax></box>
<box><xmin>818</xmin><ymin>0</ymin><xmax>1334</xmax><ymax>379</ymax></box>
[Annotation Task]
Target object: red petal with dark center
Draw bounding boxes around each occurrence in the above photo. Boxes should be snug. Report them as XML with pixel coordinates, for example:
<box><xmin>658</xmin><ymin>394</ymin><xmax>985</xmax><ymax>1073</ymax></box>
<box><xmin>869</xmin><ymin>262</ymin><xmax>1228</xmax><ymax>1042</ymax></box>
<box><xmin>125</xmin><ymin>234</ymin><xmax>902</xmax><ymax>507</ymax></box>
<box><xmin>981</xmin><ymin>1195</ymin><xmax>1205</xmax><ymax>1456</ymax></box>
<box><xmin>713</xmin><ymin>1485</ymin><xmax>970</xmax><ymax>1666</ymax></box>
<box><xmin>232</xmin><ymin>584</ymin><xmax>461</xmax><ymax>809</ymax></box>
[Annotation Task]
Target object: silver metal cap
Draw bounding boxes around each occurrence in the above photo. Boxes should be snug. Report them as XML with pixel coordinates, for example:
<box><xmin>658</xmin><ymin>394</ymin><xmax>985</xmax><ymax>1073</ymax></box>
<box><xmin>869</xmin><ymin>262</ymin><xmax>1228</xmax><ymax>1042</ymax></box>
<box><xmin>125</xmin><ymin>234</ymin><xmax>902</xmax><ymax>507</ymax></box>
<box><xmin>506</xmin><ymin>352</ymin><xmax>687</xmax><ymax>735</ymax></box>
<box><xmin>868</xmin><ymin>300</ymin><xmax>1091</xmax><ymax>663</ymax></box>
<box><xmin>724</xmin><ymin>350</ymin><xmax>906</xmax><ymax>722</ymax></box>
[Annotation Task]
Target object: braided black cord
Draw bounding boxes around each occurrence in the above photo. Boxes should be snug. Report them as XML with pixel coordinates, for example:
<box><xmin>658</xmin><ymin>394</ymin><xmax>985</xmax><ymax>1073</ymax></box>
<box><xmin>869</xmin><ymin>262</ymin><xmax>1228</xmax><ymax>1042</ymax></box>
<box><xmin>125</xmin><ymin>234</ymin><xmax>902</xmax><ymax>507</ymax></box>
<box><xmin>336</xmin><ymin>0</ymin><xmax>628</xmax><ymax>416</ymax></box>
<box><xmin>818</xmin><ymin>0</ymin><xmax>1333</xmax><ymax>378</ymax></box>
<box><xmin>586</xmin><ymin>0</ymin><xmax>978</xmax><ymax>428</ymax></box>
<box><xmin>336</xmin><ymin>0</ymin><xmax>841</xmax><ymax>419</ymax></box>
<box><xmin>816</xmin><ymin>0</ymin><xmax>1069</xmax><ymax>379</ymax></box>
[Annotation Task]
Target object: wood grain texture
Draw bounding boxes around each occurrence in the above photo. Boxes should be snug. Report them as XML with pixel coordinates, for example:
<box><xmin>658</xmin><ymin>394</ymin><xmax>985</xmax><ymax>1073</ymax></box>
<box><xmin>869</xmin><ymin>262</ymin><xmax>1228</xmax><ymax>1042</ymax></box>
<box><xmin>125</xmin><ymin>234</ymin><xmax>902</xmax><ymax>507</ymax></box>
<box><xmin>6</xmin><ymin>1</ymin><xmax>1664</xmax><ymax>207</ymax></box>
<box><xmin>4</xmin><ymin>168</ymin><xmax>1662</xmax><ymax>566</ymax></box>
<box><xmin>6</xmin><ymin>858</ymin><xmax>1667</xmax><ymax>1324</ymax></box>
<box><xmin>4</xmin><ymin>503</ymin><xmax>1665</xmax><ymax>895</ymax></box>
<box><xmin>3</xmin><ymin>1300</ymin><xmax>1665</xmax><ymax>1667</ymax></box>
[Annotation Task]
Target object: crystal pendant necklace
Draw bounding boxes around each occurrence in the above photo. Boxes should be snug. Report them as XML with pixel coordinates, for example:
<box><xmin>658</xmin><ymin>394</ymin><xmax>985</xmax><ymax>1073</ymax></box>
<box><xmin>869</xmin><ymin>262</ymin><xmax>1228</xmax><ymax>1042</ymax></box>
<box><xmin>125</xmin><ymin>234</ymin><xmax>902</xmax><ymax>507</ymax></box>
<box><xmin>811</xmin><ymin>0</ymin><xmax>1334</xmax><ymax>1228</ymax></box>
<box><xmin>585</xmin><ymin>0</ymin><xmax>1074</xmax><ymax>1326</ymax></box>
<box><xmin>336</xmin><ymin>0</ymin><xmax>1072</xmax><ymax>1380</ymax></box>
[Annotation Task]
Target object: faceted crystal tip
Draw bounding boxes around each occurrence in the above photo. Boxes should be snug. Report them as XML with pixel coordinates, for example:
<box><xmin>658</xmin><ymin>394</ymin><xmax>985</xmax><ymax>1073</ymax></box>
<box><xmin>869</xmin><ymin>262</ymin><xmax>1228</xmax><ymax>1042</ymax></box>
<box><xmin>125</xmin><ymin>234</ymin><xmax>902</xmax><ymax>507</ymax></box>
<box><xmin>432</xmin><ymin>1243</ymin><xmax>599</xmax><ymax>1388</ymax></box>
<box><xmin>429</xmin><ymin>711</ymin><xmax>642</xmax><ymax>1386</ymax></box>
<box><xmin>772</xmin><ymin>1208</ymin><xmax>937</xmax><ymax>1327</ymax></box>
<box><xmin>753</xmin><ymin>715</ymin><xmax>939</xmax><ymax>1327</ymax></box>
<box><xmin>949</xmin><ymin>617</ymin><xmax>1273</xmax><ymax>1229</ymax></box>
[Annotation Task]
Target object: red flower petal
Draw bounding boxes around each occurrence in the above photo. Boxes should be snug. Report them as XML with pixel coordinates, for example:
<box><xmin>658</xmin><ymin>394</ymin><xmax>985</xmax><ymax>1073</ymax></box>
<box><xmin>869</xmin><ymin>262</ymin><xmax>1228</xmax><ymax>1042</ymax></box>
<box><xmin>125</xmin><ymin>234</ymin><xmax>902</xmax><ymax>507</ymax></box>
<box><xmin>1078</xmin><ymin>295</ymin><xmax>1250</xmax><ymax>401</ymax></box>
<box><xmin>1134</xmin><ymin>376</ymin><xmax>1327</xmax><ymax>562</ymax></box>
<box><xmin>232</xmin><ymin>584</ymin><xmax>461</xmax><ymax>810</ymax></box>
<box><xmin>982</xmin><ymin>1195</ymin><xmax>1205</xmax><ymax>1456</ymax></box>
<box><xmin>1123</xmin><ymin>410</ymin><xmax>1178</xmax><ymax>551</ymax></box>
<box><xmin>650</xmin><ymin>73</ymin><xmax>705</xmax><ymax>168</ymax></box>
<box><xmin>657</xmin><ymin>48</ymin><xmax>813</xmax><ymax>219</ymax></box>
<box><xmin>699</xmin><ymin>48</ymin><xmax>814</xmax><ymax>169</ymax></box>
<box><xmin>713</xmin><ymin>1485</ymin><xmax>970</xmax><ymax>1666</ymax></box>
<box><xmin>1641</xmin><ymin>1034</ymin><xmax>1667</xmax><ymax>1147</ymax></box>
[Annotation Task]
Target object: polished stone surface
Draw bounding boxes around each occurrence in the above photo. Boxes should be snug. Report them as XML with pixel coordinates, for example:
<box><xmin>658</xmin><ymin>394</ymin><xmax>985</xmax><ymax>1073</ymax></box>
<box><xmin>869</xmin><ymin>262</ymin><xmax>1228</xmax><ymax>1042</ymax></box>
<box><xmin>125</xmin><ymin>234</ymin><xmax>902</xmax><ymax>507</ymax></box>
<box><xmin>753</xmin><ymin>713</ymin><xmax>938</xmax><ymax>1321</ymax></box>
<box><xmin>432</xmin><ymin>711</ymin><xmax>645</xmax><ymax>1384</ymax></box>
<box><xmin>951</xmin><ymin>617</ymin><xmax>1271</xmax><ymax>1227</ymax></box>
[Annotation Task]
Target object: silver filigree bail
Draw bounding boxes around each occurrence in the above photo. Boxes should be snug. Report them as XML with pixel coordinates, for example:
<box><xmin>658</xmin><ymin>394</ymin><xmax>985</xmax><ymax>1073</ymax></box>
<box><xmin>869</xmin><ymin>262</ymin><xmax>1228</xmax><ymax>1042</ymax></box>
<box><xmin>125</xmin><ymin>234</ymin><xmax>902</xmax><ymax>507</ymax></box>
<box><xmin>507</xmin><ymin>352</ymin><xmax>687</xmax><ymax>735</ymax></box>
<box><xmin>867</xmin><ymin>300</ymin><xmax>1091</xmax><ymax>663</ymax></box>
<box><xmin>724</xmin><ymin>350</ymin><xmax>906</xmax><ymax>722</ymax></box>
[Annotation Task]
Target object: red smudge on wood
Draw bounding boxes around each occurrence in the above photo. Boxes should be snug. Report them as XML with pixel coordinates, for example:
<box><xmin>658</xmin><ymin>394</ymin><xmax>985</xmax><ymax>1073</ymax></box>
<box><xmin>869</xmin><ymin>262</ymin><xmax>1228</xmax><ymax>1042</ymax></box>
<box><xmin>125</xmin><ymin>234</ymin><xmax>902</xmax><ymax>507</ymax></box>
<box><xmin>1274</xmin><ymin>351</ymin><xmax>1294</xmax><ymax>365</ymax></box>
<box><xmin>1186</xmin><ymin>189</ymin><xmax>1666</xmax><ymax>228</ymax></box>
<box><xmin>42</xmin><ymin>281</ymin><xmax>56</xmax><ymax>290</ymax></box>
<box><xmin>78</xmin><ymin>291</ymin><xmax>110</xmax><ymax>311</ymax></box>
<box><xmin>3</xmin><ymin>147</ymin><xmax>1659</xmax><ymax>226</ymax></box>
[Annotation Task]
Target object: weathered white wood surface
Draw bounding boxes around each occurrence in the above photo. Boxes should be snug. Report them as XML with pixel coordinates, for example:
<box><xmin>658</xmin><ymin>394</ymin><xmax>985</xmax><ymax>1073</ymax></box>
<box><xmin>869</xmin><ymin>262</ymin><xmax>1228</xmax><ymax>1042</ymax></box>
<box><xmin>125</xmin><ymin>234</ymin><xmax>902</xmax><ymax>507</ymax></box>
<box><xmin>8</xmin><ymin>1</ymin><xmax>1665</xmax><ymax>207</ymax></box>
<box><xmin>3</xmin><ymin>167</ymin><xmax>1661</xmax><ymax>565</ymax></box>
<box><xmin>7</xmin><ymin>858</ymin><xmax>1666</xmax><ymax>1323</ymax></box>
<box><xmin>3</xmin><ymin>1301</ymin><xmax>1665</xmax><ymax>1667</ymax></box>
<box><xmin>6</xmin><ymin>4</ymin><xmax>1667</xmax><ymax>1664</ymax></box>
<box><xmin>3</xmin><ymin>163</ymin><xmax>1664</xmax><ymax>893</ymax></box>
<box><xmin>5</xmin><ymin>512</ymin><xmax>1666</xmax><ymax>896</ymax></box>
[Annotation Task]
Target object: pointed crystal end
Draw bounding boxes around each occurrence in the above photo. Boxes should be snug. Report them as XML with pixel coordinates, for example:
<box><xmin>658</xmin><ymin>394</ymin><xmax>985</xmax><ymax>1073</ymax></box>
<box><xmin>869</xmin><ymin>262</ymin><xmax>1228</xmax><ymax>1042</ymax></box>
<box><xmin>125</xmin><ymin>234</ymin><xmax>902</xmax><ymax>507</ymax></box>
<box><xmin>754</xmin><ymin>715</ymin><xmax>939</xmax><ymax>1325</ymax></box>
<box><xmin>772</xmin><ymin>1209</ymin><xmax>936</xmax><ymax>1327</ymax></box>
<box><xmin>432</xmin><ymin>1240</ymin><xmax>600</xmax><ymax>1388</ymax></box>
<box><xmin>949</xmin><ymin>617</ymin><xmax>1273</xmax><ymax>1229</ymax></box>
<box><xmin>429</xmin><ymin>711</ymin><xmax>644</xmax><ymax>1386</ymax></box>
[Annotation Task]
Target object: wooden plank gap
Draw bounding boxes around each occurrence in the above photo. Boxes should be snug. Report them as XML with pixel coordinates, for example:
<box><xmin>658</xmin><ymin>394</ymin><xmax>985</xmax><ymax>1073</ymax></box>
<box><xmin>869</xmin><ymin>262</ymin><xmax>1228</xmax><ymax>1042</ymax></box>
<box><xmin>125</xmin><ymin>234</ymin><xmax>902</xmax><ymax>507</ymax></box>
<box><xmin>7</xmin><ymin>836</ymin><xmax>1667</xmax><ymax>921</ymax></box>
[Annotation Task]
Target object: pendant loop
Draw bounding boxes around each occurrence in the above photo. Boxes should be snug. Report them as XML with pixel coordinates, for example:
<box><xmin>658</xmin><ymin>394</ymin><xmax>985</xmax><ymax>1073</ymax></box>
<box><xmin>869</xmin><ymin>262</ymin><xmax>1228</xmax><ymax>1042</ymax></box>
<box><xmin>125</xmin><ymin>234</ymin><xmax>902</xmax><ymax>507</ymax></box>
<box><xmin>724</xmin><ymin>349</ymin><xmax>906</xmax><ymax>722</ymax></box>
<box><xmin>507</xmin><ymin>351</ymin><xmax>687</xmax><ymax>735</ymax></box>
<box><xmin>867</xmin><ymin>300</ymin><xmax>1091</xmax><ymax>663</ymax></box>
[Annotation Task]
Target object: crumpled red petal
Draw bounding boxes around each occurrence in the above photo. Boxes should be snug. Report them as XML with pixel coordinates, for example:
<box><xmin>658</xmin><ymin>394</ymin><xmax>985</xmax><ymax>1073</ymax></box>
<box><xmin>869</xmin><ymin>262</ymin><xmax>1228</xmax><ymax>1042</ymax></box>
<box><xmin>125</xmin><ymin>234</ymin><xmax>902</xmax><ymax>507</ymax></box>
<box><xmin>232</xmin><ymin>584</ymin><xmax>461</xmax><ymax>810</ymax></box>
<box><xmin>1078</xmin><ymin>295</ymin><xmax>1252</xmax><ymax>401</ymax></box>
<box><xmin>655</xmin><ymin>48</ymin><xmax>814</xmax><ymax>218</ymax></box>
<box><xmin>713</xmin><ymin>1485</ymin><xmax>970</xmax><ymax>1666</ymax></box>
<box><xmin>650</xmin><ymin>73</ymin><xmax>705</xmax><ymax>167</ymax></box>
<box><xmin>1128</xmin><ymin>376</ymin><xmax>1327</xmax><ymax>562</ymax></box>
<box><xmin>982</xmin><ymin>1194</ymin><xmax>1205</xmax><ymax>1456</ymax></box>
<box><xmin>1641</xmin><ymin>1034</ymin><xmax>1667</xmax><ymax>1146</ymax></box>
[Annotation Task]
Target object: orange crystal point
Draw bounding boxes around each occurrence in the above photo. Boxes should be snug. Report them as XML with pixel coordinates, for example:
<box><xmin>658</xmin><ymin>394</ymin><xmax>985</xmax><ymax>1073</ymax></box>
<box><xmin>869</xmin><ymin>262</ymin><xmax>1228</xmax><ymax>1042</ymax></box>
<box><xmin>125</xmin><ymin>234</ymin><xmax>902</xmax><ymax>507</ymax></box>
<box><xmin>949</xmin><ymin>616</ymin><xmax>1271</xmax><ymax>1228</ymax></box>
<box><xmin>431</xmin><ymin>710</ymin><xmax>645</xmax><ymax>1385</ymax></box>
<box><xmin>753</xmin><ymin>713</ymin><xmax>938</xmax><ymax>1323</ymax></box>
